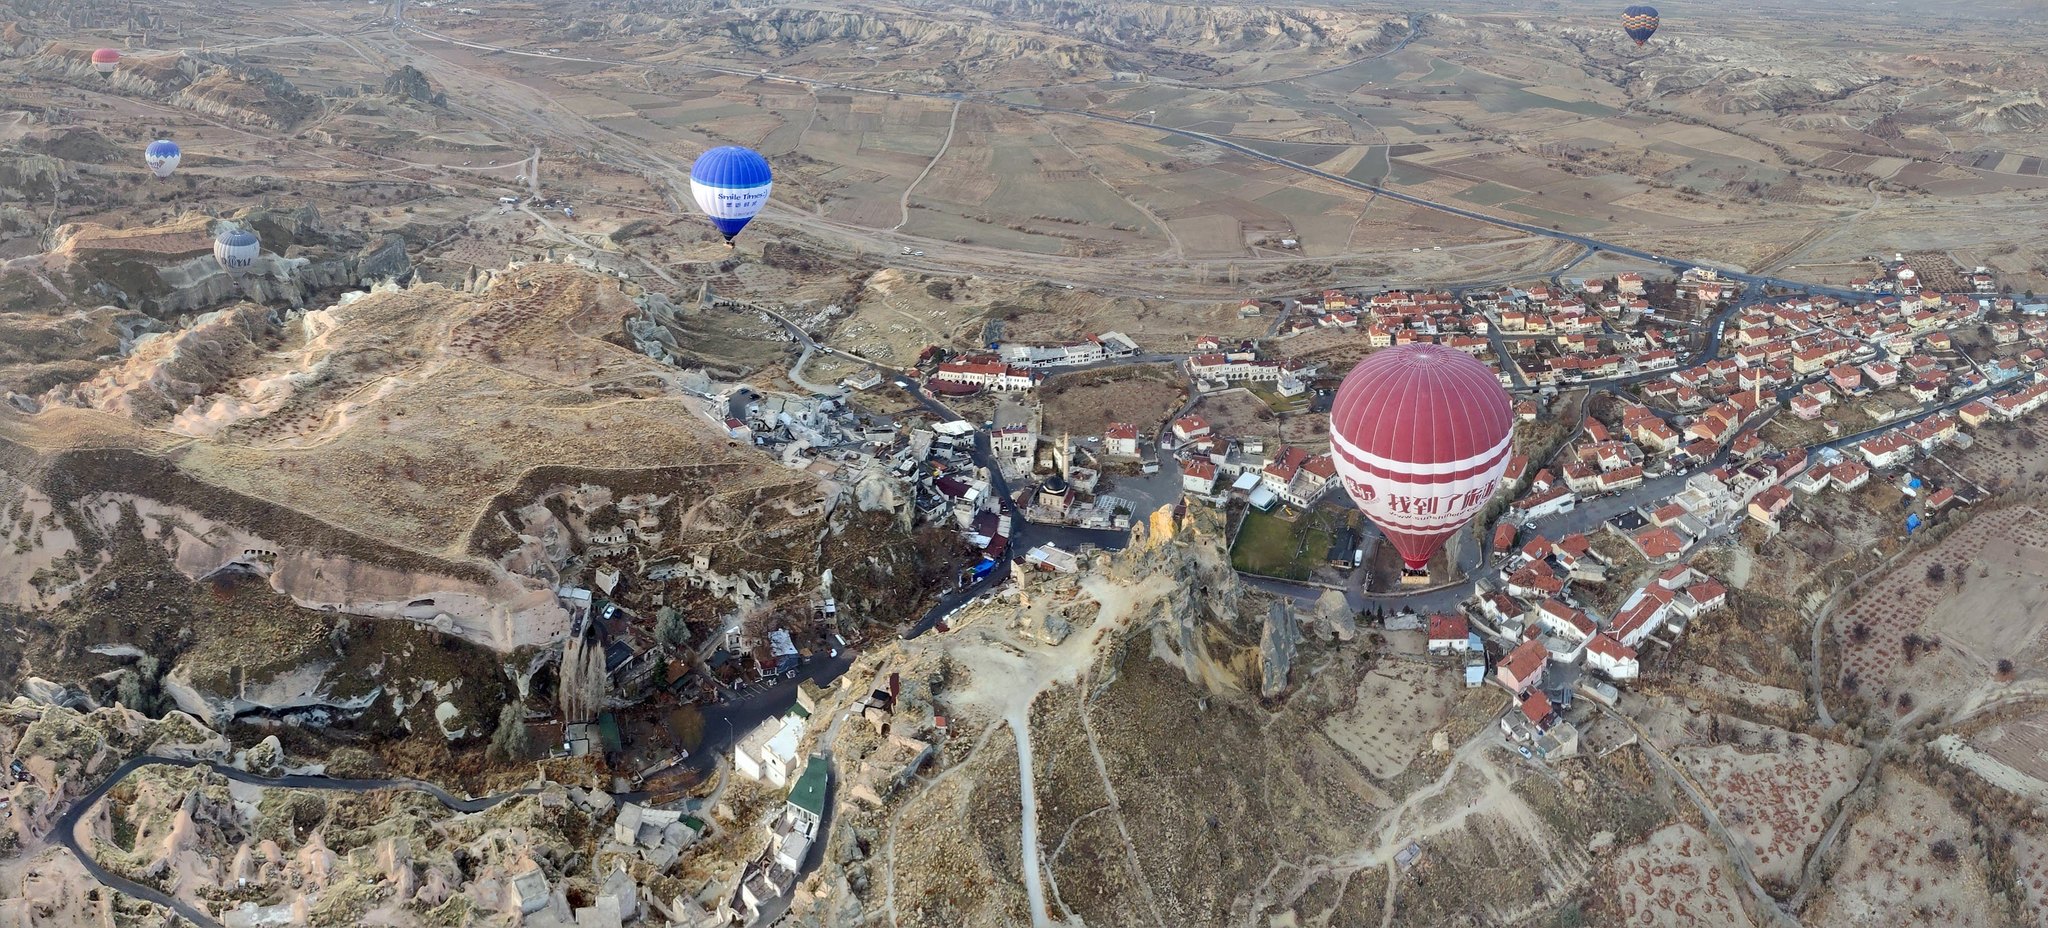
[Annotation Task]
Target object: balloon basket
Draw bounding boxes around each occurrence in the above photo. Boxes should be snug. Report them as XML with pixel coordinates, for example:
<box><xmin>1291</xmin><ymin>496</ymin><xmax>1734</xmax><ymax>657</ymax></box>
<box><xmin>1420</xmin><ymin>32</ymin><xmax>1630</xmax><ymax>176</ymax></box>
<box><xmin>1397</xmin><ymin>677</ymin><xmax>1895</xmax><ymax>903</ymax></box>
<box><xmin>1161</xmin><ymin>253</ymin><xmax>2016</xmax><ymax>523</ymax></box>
<box><xmin>1399</xmin><ymin>568</ymin><xmax>1432</xmax><ymax>586</ymax></box>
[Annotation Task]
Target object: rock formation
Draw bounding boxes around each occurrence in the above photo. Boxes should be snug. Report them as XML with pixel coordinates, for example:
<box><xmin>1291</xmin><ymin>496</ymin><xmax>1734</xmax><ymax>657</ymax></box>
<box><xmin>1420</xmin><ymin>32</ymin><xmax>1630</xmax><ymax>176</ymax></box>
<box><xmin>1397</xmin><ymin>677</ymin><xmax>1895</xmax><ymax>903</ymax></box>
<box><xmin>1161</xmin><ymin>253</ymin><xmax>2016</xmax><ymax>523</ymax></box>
<box><xmin>381</xmin><ymin>65</ymin><xmax>446</xmax><ymax>107</ymax></box>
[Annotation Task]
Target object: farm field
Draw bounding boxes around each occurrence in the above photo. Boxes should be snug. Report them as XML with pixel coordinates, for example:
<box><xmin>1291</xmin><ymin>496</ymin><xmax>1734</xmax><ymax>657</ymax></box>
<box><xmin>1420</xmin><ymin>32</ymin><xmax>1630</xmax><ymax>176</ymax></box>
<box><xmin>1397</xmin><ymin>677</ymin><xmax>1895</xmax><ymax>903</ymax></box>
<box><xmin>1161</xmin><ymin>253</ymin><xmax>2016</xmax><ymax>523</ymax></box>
<box><xmin>1835</xmin><ymin>506</ymin><xmax>2048</xmax><ymax>718</ymax></box>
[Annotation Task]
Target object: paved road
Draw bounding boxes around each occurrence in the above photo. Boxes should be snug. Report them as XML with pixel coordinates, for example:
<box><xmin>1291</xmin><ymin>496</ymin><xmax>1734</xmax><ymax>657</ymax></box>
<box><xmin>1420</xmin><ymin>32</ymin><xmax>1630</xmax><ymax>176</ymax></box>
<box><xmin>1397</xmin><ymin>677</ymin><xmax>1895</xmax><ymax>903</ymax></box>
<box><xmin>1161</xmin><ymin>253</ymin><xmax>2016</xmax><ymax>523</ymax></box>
<box><xmin>682</xmin><ymin>648</ymin><xmax>855</xmax><ymax>776</ymax></box>
<box><xmin>50</xmin><ymin>755</ymin><xmax>540</xmax><ymax>928</ymax></box>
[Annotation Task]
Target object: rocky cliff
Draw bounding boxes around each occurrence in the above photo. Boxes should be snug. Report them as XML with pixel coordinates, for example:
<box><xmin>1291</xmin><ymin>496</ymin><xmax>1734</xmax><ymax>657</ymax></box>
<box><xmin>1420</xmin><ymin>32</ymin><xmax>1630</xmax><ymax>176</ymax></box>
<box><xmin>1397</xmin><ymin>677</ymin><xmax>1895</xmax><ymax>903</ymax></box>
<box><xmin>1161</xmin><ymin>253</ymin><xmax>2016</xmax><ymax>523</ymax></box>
<box><xmin>28</xmin><ymin>44</ymin><xmax>317</xmax><ymax>129</ymax></box>
<box><xmin>42</xmin><ymin>210</ymin><xmax>412</xmax><ymax>317</ymax></box>
<box><xmin>0</xmin><ymin>149</ymin><xmax>67</xmax><ymax>202</ymax></box>
<box><xmin>0</xmin><ymin>476</ymin><xmax>569</xmax><ymax>653</ymax></box>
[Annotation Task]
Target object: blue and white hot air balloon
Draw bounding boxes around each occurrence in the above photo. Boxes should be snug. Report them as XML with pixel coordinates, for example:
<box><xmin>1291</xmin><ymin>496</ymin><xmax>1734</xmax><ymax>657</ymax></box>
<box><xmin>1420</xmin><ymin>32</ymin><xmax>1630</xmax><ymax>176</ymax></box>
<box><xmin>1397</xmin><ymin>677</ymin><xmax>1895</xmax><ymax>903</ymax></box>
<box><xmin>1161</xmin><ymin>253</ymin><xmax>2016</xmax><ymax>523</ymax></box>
<box><xmin>689</xmin><ymin>146</ymin><xmax>772</xmax><ymax>246</ymax></box>
<box><xmin>144</xmin><ymin>139</ymin><xmax>181</xmax><ymax>179</ymax></box>
<box><xmin>213</xmin><ymin>226</ymin><xmax>260</xmax><ymax>275</ymax></box>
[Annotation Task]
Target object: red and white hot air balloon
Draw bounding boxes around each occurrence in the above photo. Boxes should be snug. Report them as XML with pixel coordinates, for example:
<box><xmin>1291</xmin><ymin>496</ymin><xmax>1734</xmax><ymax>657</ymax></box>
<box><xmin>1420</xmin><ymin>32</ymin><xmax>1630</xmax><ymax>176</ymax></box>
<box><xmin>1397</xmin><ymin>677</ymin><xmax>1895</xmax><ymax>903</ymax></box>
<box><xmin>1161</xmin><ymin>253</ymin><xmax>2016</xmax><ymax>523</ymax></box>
<box><xmin>1328</xmin><ymin>344</ymin><xmax>1515</xmax><ymax>572</ymax></box>
<box><xmin>91</xmin><ymin>48</ymin><xmax>120</xmax><ymax>79</ymax></box>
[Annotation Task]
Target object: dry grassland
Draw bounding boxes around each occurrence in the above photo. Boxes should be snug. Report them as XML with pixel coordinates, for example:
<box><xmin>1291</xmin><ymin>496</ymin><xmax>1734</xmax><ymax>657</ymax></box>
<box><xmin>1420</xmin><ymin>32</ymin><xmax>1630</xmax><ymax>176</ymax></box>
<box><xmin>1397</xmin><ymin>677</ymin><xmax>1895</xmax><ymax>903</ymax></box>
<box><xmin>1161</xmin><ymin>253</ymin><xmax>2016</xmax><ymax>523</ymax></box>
<box><xmin>1805</xmin><ymin>768</ymin><xmax>2003</xmax><ymax>928</ymax></box>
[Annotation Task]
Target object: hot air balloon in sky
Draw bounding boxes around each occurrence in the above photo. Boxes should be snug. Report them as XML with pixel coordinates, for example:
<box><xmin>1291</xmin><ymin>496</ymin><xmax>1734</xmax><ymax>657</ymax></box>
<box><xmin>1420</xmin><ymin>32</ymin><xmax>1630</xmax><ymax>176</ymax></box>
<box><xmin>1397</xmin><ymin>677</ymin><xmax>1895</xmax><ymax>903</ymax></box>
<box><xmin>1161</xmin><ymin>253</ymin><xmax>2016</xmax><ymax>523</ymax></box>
<box><xmin>1621</xmin><ymin>5</ymin><xmax>1660</xmax><ymax>45</ymax></box>
<box><xmin>213</xmin><ymin>227</ymin><xmax>260</xmax><ymax>275</ymax></box>
<box><xmin>1329</xmin><ymin>344</ymin><xmax>1514</xmax><ymax>572</ymax></box>
<box><xmin>689</xmin><ymin>146</ymin><xmax>772</xmax><ymax>246</ymax></box>
<box><xmin>91</xmin><ymin>48</ymin><xmax>120</xmax><ymax>79</ymax></box>
<box><xmin>145</xmin><ymin>139</ymin><xmax>180</xmax><ymax>179</ymax></box>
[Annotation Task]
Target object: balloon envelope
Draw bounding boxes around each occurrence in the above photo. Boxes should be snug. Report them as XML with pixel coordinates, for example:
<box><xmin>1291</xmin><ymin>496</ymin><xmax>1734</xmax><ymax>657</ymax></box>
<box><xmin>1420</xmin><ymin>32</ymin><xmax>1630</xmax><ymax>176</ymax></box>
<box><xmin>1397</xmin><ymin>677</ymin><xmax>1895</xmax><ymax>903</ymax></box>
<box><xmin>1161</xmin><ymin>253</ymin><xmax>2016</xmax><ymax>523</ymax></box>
<box><xmin>144</xmin><ymin>139</ymin><xmax>180</xmax><ymax>179</ymax></box>
<box><xmin>1621</xmin><ymin>5</ymin><xmax>1660</xmax><ymax>45</ymax></box>
<box><xmin>213</xmin><ymin>228</ymin><xmax>260</xmax><ymax>273</ymax></box>
<box><xmin>1328</xmin><ymin>344</ymin><xmax>1514</xmax><ymax>571</ymax></box>
<box><xmin>689</xmin><ymin>146</ymin><xmax>772</xmax><ymax>241</ymax></box>
<box><xmin>91</xmin><ymin>48</ymin><xmax>120</xmax><ymax>75</ymax></box>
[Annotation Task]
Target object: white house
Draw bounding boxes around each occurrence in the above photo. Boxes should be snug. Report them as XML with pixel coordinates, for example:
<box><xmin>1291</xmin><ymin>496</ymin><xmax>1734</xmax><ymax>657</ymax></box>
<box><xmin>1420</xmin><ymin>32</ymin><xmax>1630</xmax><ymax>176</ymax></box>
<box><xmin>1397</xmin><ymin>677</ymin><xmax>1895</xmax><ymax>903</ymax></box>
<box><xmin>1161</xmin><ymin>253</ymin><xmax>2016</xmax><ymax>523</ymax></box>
<box><xmin>1094</xmin><ymin>331</ymin><xmax>1141</xmax><ymax>358</ymax></box>
<box><xmin>1181</xmin><ymin>458</ymin><xmax>1219</xmax><ymax>495</ymax></box>
<box><xmin>1585</xmin><ymin>633</ymin><xmax>1639</xmax><ymax>680</ymax></box>
<box><xmin>1426</xmin><ymin>614</ymin><xmax>1469</xmax><ymax>654</ymax></box>
<box><xmin>1104</xmin><ymin>422</ymin><xmax>1140</xmax><ymax>458</ymax></box>
<box><xmin>733</xmin><ymin>709</ymin><xmax>808</xmax><ymax>787</ymax></box>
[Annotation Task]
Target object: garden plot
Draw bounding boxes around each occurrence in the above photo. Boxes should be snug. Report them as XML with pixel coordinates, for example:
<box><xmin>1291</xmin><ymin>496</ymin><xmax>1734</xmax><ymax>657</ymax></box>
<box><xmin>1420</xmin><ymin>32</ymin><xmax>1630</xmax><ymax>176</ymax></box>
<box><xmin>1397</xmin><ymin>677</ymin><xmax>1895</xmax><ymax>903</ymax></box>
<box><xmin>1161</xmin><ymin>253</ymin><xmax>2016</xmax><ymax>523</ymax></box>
<box><xmin>1671</xmin><ymin>729</ymin><xmax>1867</xmax><ymax>885</ymax></box>
<box><xmin>1604</xmin><ymin>823</ymin><xmax>1755</xmax><ymax>928</ymax></box>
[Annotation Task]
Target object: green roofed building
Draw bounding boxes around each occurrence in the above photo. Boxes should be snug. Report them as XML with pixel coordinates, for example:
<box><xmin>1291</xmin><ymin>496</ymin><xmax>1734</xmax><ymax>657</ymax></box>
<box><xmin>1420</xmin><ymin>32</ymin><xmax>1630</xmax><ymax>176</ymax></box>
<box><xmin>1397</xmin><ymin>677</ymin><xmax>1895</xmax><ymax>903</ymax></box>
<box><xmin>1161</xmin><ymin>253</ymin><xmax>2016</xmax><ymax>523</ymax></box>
<box><xmin>785</xmin><ymin>757</ymin><xmax>829</xmax><ymax>832</ymax></box>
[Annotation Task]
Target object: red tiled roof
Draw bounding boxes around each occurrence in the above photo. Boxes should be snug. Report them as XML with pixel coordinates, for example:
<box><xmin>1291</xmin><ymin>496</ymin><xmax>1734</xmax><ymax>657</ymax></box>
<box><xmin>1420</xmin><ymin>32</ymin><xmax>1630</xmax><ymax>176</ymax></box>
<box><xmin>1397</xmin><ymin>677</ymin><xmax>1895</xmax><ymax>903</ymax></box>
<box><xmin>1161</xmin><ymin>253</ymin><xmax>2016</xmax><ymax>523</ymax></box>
<box><xmin>1428</xmin><ymin>613</ymin><xmax>1468</xmax><ymax>641</ymax></box>
<box><xmin>1500</xmin><ymin>638</ymin><xmax>1548</xmax><ymax>683</ymax></box>
<box><xmin>1633</xmin><ymin>526</ymin><xmax>1684</xmax><ymax>559</ymax></box>
<box><xmin>1587</xmin><ymin>633</ymin><xmax>1636</xmax><ymax>663</ymax></box>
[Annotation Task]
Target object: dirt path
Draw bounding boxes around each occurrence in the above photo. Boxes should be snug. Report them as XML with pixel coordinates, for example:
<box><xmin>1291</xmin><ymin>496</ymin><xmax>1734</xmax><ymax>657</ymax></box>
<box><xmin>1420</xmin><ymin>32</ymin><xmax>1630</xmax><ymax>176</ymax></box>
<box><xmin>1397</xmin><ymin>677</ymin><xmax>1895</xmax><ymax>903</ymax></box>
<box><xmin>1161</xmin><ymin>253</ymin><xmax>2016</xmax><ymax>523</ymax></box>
<box><xmin>893</xmin><ymin>100</ymin><xmax>961</xmax><ymax>233</ymax></box>
<box><xmin>1007</xmin><ymin>707</ymin><xmax>1056</xmax><ymax>928</ymax></box>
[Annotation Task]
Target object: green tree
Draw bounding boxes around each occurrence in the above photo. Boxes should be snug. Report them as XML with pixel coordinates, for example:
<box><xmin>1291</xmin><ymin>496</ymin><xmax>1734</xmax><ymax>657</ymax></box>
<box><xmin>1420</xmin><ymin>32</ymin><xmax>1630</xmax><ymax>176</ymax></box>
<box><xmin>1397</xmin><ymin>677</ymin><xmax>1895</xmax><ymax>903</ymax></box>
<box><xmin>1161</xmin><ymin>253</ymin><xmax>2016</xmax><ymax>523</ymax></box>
<box><xmin>655</xmin><ymin>607</ymin><xmax>690</xmax><ymax>654</ymax></box>
<box><xmin>115</xmin><ymin>671</ymin><xmax>144</xmax><ymax>712</ymax></box>
<box><xmin>490</xmin><ymin>703</ymin><xmax>531</xmax><ymax>761</ymax></box>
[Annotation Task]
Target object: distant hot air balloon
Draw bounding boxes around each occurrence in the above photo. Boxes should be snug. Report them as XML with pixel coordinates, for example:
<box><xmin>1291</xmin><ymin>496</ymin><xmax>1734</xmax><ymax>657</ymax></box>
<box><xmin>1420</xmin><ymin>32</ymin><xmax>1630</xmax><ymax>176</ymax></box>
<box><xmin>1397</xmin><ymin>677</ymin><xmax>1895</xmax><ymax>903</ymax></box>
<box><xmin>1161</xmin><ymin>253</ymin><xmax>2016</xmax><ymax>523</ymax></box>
<box><xmin>213</xmin><ymin>227</ymin><xmax>260</xmax><ymax>275</ymax></box>
<box><xmin>1621</xmin><ymin>5</ymin><xmax>1660</xmax><ymax>46</ymax></box>
<box><xmin>91</xmin><ymin>48</ymin><xmax>120</xmax><ymax>79</ymax></box>
<box><xmin>689</xmin><ymin>146</ymin><xmax>772</xmax><ymax>246</ymax></box>
<box><xmin>144</xmin><ymin>139</ymin><xmax>180</xmax><ymax>179</ymax></box>
<box><xmin>1329</xmin><ymin>344</ymin><xmax>1514</xmax><ymax>573</ymax></box>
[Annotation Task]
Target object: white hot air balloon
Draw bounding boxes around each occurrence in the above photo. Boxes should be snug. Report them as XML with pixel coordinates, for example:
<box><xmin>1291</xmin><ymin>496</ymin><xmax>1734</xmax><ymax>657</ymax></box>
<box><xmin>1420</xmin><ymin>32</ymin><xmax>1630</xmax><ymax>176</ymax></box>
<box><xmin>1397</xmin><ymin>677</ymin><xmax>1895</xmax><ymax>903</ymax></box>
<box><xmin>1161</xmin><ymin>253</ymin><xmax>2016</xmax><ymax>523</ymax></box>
<box><xmin>213</xmin><ymin>227</ymin><xmax>260</xmax><ymax>275</ymax></box>
<box><xmin>144</xmin><ymin>139</ymin><xmax>180</xmax><ymax>179</ymax></box>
